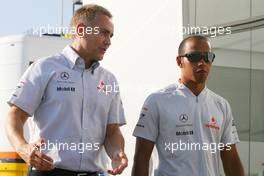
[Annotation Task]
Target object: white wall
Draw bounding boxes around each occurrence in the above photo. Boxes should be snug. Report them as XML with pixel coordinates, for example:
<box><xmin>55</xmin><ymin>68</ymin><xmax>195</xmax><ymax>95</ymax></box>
<box><xmin>83</xmin><ymin>1</ymin><xmax>183</xmax><ymax>175</ymax></box>
<box><xmin>189</xmin><ymin>0</ymin><xmax>264</xmax><ymax>26</ymax></box>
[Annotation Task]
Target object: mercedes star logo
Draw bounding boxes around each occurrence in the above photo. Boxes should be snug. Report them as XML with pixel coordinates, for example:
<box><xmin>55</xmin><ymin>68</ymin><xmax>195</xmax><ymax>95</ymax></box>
<box><xmin>60</xmin><ymin>72</ymin><xmax>69</xmax><ymax>80</ymax></box>
<box><xmin>179</xmin><ymin>114</ymin><xmax>188</xmax><ymax>123</ymax></box>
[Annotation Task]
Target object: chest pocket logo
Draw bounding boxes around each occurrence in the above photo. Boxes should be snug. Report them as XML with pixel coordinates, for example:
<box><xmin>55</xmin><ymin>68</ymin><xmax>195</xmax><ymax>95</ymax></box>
<box><xmin>97</xmin><ymin>81</ymin><xmax>107</xmax><ymax>93</ymax></box>
<box><xmin>179</xmin><ymin>114</ymin><xmax>188</xmax><ymax>123</ymax></box>
<box><xmin>205</xmin><ymin>116</ymin><xmax>222</xmax><ymax>130</ymax></box>
<box><xmin>60</xmin><ymin>72</ymin><xmax>70</xmax><ymax>80</ymax></box>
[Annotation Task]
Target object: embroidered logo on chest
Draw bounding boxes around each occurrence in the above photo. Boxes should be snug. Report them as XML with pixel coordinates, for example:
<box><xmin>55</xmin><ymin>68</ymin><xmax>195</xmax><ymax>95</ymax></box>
<box><xmin>205</xmin><ymin>116</ymin><xmax>223</xmax><ymax>130</ymax></box>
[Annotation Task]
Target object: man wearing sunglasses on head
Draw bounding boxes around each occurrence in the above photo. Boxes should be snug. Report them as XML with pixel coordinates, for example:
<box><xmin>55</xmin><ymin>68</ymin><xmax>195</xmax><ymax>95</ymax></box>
<box><xmin>132</xmin><ymin>35</ymin><xmax>245</xmax><ymax>176</ymax></box>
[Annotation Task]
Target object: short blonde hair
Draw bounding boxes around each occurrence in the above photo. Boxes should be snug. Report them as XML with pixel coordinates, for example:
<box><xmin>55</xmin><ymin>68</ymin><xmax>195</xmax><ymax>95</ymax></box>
<box><xmin>70</xmin><ymin>4</ymin><xmax>112</xmax><ymax>27</ymax></box>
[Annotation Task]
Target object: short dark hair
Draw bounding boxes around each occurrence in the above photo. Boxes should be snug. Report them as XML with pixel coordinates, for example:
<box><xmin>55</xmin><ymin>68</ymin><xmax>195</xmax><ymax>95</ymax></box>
<box><xmin>178</xmin><ymin>35</ymin><xmax>209</xmax><ymax>55</ymax></box>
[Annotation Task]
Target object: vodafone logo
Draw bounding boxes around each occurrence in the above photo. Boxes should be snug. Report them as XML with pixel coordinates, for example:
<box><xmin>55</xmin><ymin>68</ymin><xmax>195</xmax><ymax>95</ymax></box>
<box><xmin>205</xmin><ymin>116</ymin><xmax>220</xmax><ymax>130</ymax></box>
<box><xmin>97</xmin><ymin>81</ymin><xmax>107</xmax><ymax>93</ymax></box>
<box><xmin>211</xmin><ymin>117</ymin><xmax>217</xmax><ymax>124</ymax></box>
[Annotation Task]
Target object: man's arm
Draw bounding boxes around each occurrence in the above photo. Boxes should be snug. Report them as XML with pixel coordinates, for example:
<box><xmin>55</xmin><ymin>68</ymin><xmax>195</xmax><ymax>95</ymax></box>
<box><xmin>132</xmin><ymin>137</ymin><xmax>155</xmax><ymax>176</ymax></box>
<box><xmin>104</xmin><ymin>124</ymin><xmax>128</xmax><ymax>175</ymax></box>
<box><xmin>6</xmin><ymin>105</ymin><xmax>29</xmax><ymax>151</ymax></box>
<box><xmin>221</xmin><ymin>144</ymin><xmax>245</xmax><ymax>176</ymax></box>
<box><xmin>5</xmin><ymin>105</ymin><xmax>54</xmax><ymax>171</ymax></box>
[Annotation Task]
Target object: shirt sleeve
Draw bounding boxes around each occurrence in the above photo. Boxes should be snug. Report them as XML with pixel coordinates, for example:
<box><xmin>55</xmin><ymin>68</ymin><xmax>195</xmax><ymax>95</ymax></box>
<box><xmin>133</xmin><ymin>94</ymin><xmax>159</xmax><ymax>142</ymax></box>
<box><xmin>107</xmin><ymin>89</ymin><xmax>126</xmax><ymax>126</ymax></box>
<box><xmin>7</xmin><ymin>62</ymin><xmax>46</xmax><ymax>116</ymax></box>
<box><xmin>221</xmin><ymin>100</ymin><xmax>240</xmax><ymax>145</ymax></box>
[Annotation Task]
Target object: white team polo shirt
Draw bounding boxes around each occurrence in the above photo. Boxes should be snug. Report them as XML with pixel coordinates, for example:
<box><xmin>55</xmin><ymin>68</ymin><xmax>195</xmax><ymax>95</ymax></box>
<box><xmin>8</xmin><ymin>45</ymin><xmax>126</xmax><ymax>172</ymax></box>
<box><xmin>133</xmin><ymin>83</ymin><xmax>239</xmax><ymax>176</ymax></box>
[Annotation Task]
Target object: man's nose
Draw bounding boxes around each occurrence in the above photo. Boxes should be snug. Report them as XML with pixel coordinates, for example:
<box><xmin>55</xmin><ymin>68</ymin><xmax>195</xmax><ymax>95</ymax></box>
<box><xmin>104</xmin><ymin>36</ymin><xmax>111</xmax><ymax>46</ymax></box>
<box><xmin>197</xmin><ymin>58</ymin><xmax>206</xmax><ymax>66</ymax></box>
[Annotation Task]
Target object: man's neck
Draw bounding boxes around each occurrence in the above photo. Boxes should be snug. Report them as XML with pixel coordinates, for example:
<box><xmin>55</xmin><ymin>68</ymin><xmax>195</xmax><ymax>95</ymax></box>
<box><xmin>70</xmin><ymin>43</ymin><xmax>93</xmax><ymax>69</ymax></box>
<box><xmin>180</xmin><ymin>79</ymin><xmax>206</xmax><ymax>96</ymax></box>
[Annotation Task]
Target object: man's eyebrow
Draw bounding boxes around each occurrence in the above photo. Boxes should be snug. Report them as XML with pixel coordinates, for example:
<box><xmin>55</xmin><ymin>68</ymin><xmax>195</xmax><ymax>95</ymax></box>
<box><xmin>101</xmin><ymin>28</ymin><xmax>114</xmax><ymax>37</ymax></box>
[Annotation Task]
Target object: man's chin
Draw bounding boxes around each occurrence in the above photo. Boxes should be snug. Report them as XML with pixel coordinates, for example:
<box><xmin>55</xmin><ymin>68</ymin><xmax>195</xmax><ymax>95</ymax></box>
<box><xmin>196</xmin><ymin>79</ymin><xmax>207</xmax><ymax>84</ymax></box>
<box><xmin>194</xmin><ymin>76</ymin><xmax>207</xmax><ymax>84</ymax></box>
<box><xmin>98</xmin><ymin>54</ymin><xmax>105</xmax><ymax>60</ymax></box>
<box><xmin>93</xmin><ymin>56</ymin><xmax>104</xmax><ymax>62</ymax></box>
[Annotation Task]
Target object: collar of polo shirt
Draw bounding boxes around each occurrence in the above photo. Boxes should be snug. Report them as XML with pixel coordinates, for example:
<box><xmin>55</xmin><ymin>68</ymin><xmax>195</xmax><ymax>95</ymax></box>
<box><xmin>62</xmin><ymin>45</ymin><xmax>100</xmax><ymax>74</ymax></box>
<box><xmin>177</xmin><ymin>82</ymin><xmax>208</xmax><ymax>98</ymax></box>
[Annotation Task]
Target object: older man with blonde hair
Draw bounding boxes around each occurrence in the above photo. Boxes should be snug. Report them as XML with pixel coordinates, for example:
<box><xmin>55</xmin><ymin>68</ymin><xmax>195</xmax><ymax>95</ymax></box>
<box><xmin>6</xmin><ymin>4</ymin><xmax>128</xmax><ymax>176</ymax></box>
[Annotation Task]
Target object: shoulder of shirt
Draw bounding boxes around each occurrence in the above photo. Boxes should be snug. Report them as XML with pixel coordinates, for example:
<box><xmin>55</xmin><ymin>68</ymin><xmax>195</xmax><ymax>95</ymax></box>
<box><xmin>145</xmin><ymin>83</ymin><xmax>179</xmax><ymax>102</ymax></box>
<box><xmin>30</xmin><ymin>53</ymin><xmax>66</xmax><ymax>68</ymax></box>
<box><xmin>97</xmin><ymin>66</ymin><xmax>117</xmax><ymax>80</ymax></box>
<box><xmin>206</xmin><ymin>88</ymin><xmax>230</xmax><ymax>106</ymax></box>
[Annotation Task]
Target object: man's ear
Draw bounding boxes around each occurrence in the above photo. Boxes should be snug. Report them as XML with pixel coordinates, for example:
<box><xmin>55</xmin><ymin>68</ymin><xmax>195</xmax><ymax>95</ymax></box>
<box><xmin>76</xmin><ymin>23</ymin><xmax>86</xmax><ymax>38</ymax></box>
<box><xmin>176</xmin><ymin>56</ymin><xmax>183</xmax><ymax>68</ymax></box>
